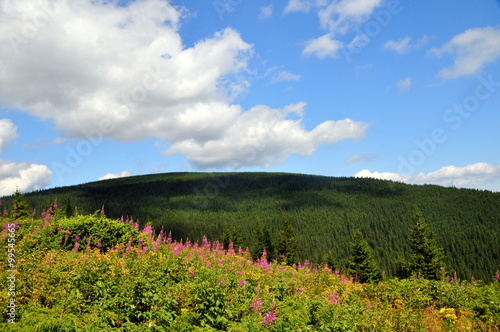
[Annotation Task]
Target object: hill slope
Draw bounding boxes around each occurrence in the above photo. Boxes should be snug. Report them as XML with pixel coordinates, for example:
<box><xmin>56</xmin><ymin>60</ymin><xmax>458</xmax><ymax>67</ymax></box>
<box><xmin>3</xmin><ymin>172</ymin><xmax>500</xmax><ymax>280</ymax></box>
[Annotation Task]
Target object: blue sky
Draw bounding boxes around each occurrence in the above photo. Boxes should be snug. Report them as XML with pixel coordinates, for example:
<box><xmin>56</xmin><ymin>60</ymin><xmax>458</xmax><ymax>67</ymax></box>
<box><xmin>1</xmin><ymin>0</ymin><xmax>500</xmax><ymax>196</ymax></box>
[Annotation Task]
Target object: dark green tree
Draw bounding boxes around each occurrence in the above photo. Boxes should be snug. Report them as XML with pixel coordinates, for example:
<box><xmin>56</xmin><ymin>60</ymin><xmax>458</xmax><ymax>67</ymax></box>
<box><xmin>11</xmin><ymin>189</ymin><xmax>30</xmax><ymax>220</ymax></box>
<box><xmin>348</xmin><ymin>230</ymin><xmax>382</xmax><ymax>283</ymax></box>
<box><xmin>408</xmin><ymin>209</ymin><xmax>446</xmax><ymax>280</ymax></box>
<box><xmin>65</xmin><ymin>197</ymin><xmax>74</xmax><ymax>218</ymax></box>
<box><xmin>221</xmin><ymin>224</ymin><xmax>243</xmax><ymax>250</ymax></box>
<box><xmin>277</xmin><ymin>218</ymin><xmax>298</xmax><ymax>265</ymax></box>
<box><xmin>251</xmin><ymin>223</ymin><xmax>276</xmax><ymax>261</ymax></box>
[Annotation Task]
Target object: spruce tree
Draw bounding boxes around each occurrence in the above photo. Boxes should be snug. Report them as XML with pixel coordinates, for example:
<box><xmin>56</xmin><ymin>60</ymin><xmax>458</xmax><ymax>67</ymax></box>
<box><xmin>11</xmin><ymin>189</ymin><xmax>30</xmax><ymax>220</ymax></box>
<box><xmin>221</xmin><ymin>224</ymin><xmax>243</xmax><ymax>250</ymax></box>
<box><xmin>277</xmin><ymin>219</ymin><xmax>298</xmax><ymax>265</ymax></box>
<box><xmin>408</xmin><ymin>209</ymin><xmax>446</xmax><ymax>280</ymax></box>
<box><xmin>348</xmin><ymin>230</ymin><xmax>381</xmax><ymax>283</ymax></box>
<box><xmin>65</xmin><ymin>197</ymin><xmax>74</xmax><ymax>218</ymax></box>
<box><xmin>251</xmin><ymin>223</ymin><xmax>275</xmax><ymax>261</ymax></box>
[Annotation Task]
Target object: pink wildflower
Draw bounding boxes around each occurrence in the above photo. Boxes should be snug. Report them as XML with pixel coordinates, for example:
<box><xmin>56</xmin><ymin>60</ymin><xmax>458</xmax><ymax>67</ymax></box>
<box><xmin>250</xmin><ymin>299</ymin><xmax>262</xmax><ymax>312</ymax></box>
<box><xmin>262</xmin><ymin>312</ymin><xmax>277</xmax><ymax>326</ymax></box>
<box><xmin>328</xmin><ymin>292</ymin><xmax>341</xmax><ymax>306</ymax></box>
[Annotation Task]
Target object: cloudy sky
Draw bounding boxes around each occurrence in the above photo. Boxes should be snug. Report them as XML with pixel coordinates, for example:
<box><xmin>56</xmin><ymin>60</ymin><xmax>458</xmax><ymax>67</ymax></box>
<box><xmin>1</xmin><ymin>0</ymin><xmax>500</xmax><ymax>196</ymax></box>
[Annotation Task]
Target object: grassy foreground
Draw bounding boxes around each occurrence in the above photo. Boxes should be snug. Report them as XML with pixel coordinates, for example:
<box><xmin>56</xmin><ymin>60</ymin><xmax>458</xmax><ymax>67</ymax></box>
<box><xmin>1</xmin><ymin>209</ymin><xmax>499</xmax><ymax>331</ymax></box>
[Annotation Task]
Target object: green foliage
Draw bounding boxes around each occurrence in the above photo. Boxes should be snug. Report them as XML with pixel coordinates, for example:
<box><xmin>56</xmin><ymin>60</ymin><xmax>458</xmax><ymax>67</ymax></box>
<box><xmin>348</xmin><ymin>230</ymin><xmax>382</xmax><ymax>283</ymax></box>
<box><xmin>251</xmin><ymin>223</ymin><xmax>276</xmax><ymax>261</ymax></box>
<box><xmin>276</xmin><ymin>218</ymin><xmax>298</xmax><ymax>265</ymax></box>
<box><xmin>408</xmin><ymin>209</ymin><xmax>446</xmax><ymax>280</ymax></box>
<box><xmin>2</xmin><ymin>172</ymin><xmax>499</xmax><ymax>280</ymax></box>
<box><xmin>1</xmin><ymin>213</ymin><xmax>499</xmax><ymax>331</ymax></box>
<box><xmin>220</xmin><ymin>224</ymin><xmax>243</xmax><ymax>250</ymax></box>
<box><xmin>11</xmin><ymin>189</ymin><xmax>30</xmax><ymax>220</ymax></box>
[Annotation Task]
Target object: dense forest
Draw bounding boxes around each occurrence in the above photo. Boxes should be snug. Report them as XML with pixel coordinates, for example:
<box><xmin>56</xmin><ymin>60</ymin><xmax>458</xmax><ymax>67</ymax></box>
<box><xmin>2</xmin><ymin>172</ymin><xmax>499</xmax><ymax>281</ymax></box>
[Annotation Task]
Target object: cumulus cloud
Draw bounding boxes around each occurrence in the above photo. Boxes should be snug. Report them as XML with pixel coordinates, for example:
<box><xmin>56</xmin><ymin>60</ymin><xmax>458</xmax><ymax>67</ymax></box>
<box><xmin>164</xmin><ymin>102</ymin><xmax>370</xmax><ymax>168</ymax></box>
<box><xmin>286</xmin><ymin>0</ymin><xmax>384</xmax><ymax>58</ymax></box>
<box><xmin>0</xmin><ymin>0</ymin><xmax>368</xmax><ymax>169</ymax></box>
<box><xmin>429</xmin><ymin>26</ymin><xmax>500</xmax><ymax>79</ymax></box>
<box><xmin>303</xmin><ymin>34</ymin><xmax>343</xmax><ymax>59</ymax></box>
<box><xmin>98</xmin><ymin>170</ymin><xmax>132</xmax><ymax>181</ymax></box>
<box><xmin>0</xmin><ymin>119</ymin><xmax>18</xmax><ymax>153</ymax></box>
<box><xmin>355</xmin><ymin>162</ymin><xmax>500</xmax><ymax>190</ymax></box>
<box><xmin>0</xmin><ymin>119</ymin><xmax>52</xmax><ymax>196</ymax></box>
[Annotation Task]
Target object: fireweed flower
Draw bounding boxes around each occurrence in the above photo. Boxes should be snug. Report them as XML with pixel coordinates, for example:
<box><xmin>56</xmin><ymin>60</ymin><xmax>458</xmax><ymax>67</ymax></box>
<box><xmin>328</xmin><ymin>292</ymin><xmax>341</xmax><ymax>306</ymax></box>
<box><xmin>262</xmin><ymin>311</ymin><xmax>276</xmax><ymax>326</ymax></box>
<box><xmin>250</xmin><ymin>299</ymin><xmax>262</xmax><ymax>312</ymax></box>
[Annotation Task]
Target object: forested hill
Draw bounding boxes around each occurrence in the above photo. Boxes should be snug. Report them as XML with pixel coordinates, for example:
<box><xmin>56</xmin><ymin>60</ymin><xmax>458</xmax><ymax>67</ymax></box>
<box><xmin>3</xmin><ymin>172</ymin><xmax>500</xmax><ymax>280</ymax></box>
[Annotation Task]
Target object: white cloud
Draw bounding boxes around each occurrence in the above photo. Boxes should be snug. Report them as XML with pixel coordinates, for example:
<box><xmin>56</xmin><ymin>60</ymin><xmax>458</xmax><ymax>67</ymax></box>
<box><xmin>303</xmin><ymin>34</ymin><xmax>343</xmax><ymax>59</ymax></box>
<box><xmin>0</xmin><ymin>161</ymin><xmax>52</xmax><ymax>196</ymax></box>
<box><xmin>383</xmin><ymin>36</ymin><xmax>411</xmax><ymax>54</ymax></box>
<box><xmin>0</xmin><ymin>119</ymin><xmax>52</xmax><ymax>195</ymax></box>
<box><xmin>0</xmin><ymin>0</ymin><xmax>368</xmax><ymax>169</ymax></box>
<box><xmin>98</xmin><ymin>170</ymin><xmax>132</xmax><ymax>181</ymax></box>
<box><xmin>284</xmin><ymin>0</ymin><xmax>316</xmax><ymax>14</ymax></box>
<box><xmin>318</xmin><ymin>0</ymin><xmax>383</xmax><ymax>35</ymax></box>
<box><xmin>355</xmin><ymin>162</ymin><xmax>500</xmax><ymax>190</ymax></box>
<box><xmin>383</xmin><ymin>35</ymin><xmax>430</xmax><ymax>54</ymax></box>
<box><xmin>0</xmin><ymin>119</ymin><xmax>18</xmax><ymax>153</ymax></box>
<box><xmin>259</xmin><ymin>4</ymin><xmax>273</xmax><ymax>20</ymax></box>
<box><xmin>429</xmin><ymin>26</ymin><xmax>500</xmax><ymax>79</ymax></box>
<box><xmin>271</xmin><ymin>70</ymin><xmax>301</xmax><ymax>83</ymax></box>
<box><xmin>164</xmin><ymin>102</ymin><xmax>369</xmax><ymax>168</ymax></box>
<box><xmin>396</xmin><ymin>77</ymin><xmax>412</xmax><ymax>93</ymax></box>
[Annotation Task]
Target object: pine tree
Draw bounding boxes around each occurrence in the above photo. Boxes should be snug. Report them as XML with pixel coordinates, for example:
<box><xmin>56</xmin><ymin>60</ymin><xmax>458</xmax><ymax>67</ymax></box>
<box><xmin>277</xmin><ymin>219</ymin><xmax>298</xmax><ymax>265</ymax></box>
<box><xmin>348</xmin><ymin>230</ymin><xmax>381</xmax><ymax>283</ymax></box>
<box><xmin>221</xmin><ymin>224</ymin><xmax>243</xmax><ymax>250</ymax></box>
<box><xmin>65</xmin><ymin>197</ymin><xmax>74</xmax><ymax>218</ymax></box>
<box><xmin>11</xmin><ymin>189</ymin><xmax>30</xmax><ymax>220</ymax></box>
<box><xmin>251</xmin><ymin>223</ymin><xmax>276</xmax><ymax>261</ymax></box>
<box><xmin>408</xmin><ymin>209</ymin><xmax>446</xmax><ymax>280</ymax></box>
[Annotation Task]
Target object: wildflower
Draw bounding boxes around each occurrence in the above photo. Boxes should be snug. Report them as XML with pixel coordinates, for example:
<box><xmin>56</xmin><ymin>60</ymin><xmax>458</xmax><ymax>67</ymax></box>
<box><xmin>73</xmin><ymin>242</ymin><xmax>80</xmax><ymax>251</ymax></box>
<box><xmin>57</xmin><ymin>227</ymin><xmax>62</xmax><ymax>232</ymax></box>
<box><xmin>32</xmin><ymin>229</ymin><xmax>38</xmax><ymax>234</ymax></box>
<box><xmin>262</xmin><ymin>311</ymin><xmax>277</xmax><ymax>326</ymax></box>
<box><xmin>495</xmin><ymin>272</ymin><xmax>500</xmax><ymax>281</ymax></box>
<box><xmin>53</xmin><ymin>203</ymin><xmax>58</xmax><ymax>209</ymax></box>
<box><xmin>75</xmin><ymin>235</ymin><xmax>80</xmax><ymax>241</ymax></box>
<box><xmin>97</xmin><ymin>242</ymin><xmax>102</xmax><ymax>248</ymax></box>
<box><xmin>134</xmin><ymin>222</ymin><xmax>139</xmax><ymax>230</ymax></box>
<box><xmin>219</xmin><ymin>279</ymin><xmax>225</xmax><ymax>285</ymax></box>
<box><xmin>250</xmin><ymin>299</ymin><xmax>262</xmax><ymax>312</ymax></box>
<box><xmin>65</xmin><ymin>229</ymin><xmax>70</xmax><ymax>235</ymax></box>
<box><xmin>120</xmin><ymin>216</ymin><xmax>124</xmax><ymax>222</ymax></box>
<box><xmin>142</xmin><ymin>246</ymin><xmax>147</xmax><ymax>253</ymax></box>
<box><xmin>328</xmin><ymin>292</ymin><xmax>341</xmax><ymax>306</ymax></box>
<box><xmin>238</xmin><ymin>280</ymin><xmax>245</xmax><ymax>287</ymax></box>
<box><xmin>190</xmin><ymin>273</ymin><xmax>196</xmax><ymax>278</ymax></box>
<box><xmin>142</xmin><ymin>224</ymin><xmax>153</xmax><ymax>236</ymax></box>
<box><xmin>3</xmin><ymin>209</ymin><xmax>8</xmax><ymax>215</ymax></box>
<box><xmin>32</xmin><ymin>209</ymin><xmax>36</xmax><ymax>216</ymax></box>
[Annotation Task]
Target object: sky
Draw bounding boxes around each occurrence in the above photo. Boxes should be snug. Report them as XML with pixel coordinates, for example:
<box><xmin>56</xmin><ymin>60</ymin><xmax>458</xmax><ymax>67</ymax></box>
<box><xmin>0</xmin><ymin>0</ymin><xmax>500</xmax><ymax>196</ymax></box>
